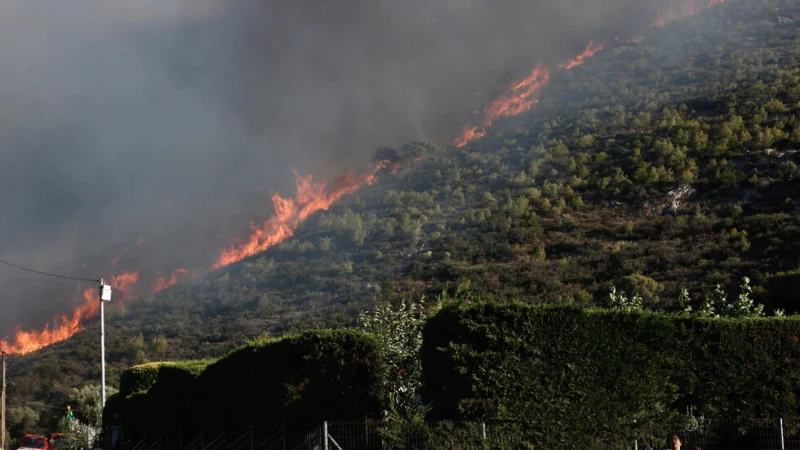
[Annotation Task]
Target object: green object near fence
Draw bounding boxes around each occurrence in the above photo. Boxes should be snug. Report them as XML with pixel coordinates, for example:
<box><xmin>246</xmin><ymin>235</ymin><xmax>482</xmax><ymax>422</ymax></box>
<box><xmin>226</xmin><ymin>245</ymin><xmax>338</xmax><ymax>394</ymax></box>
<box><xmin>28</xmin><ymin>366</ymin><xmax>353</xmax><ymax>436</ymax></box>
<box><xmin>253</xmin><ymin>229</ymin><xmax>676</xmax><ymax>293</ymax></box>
<box><xmin>66</xmin><ymin>406</ymin><xmax>74</xmax><ymax>432</ymax></box>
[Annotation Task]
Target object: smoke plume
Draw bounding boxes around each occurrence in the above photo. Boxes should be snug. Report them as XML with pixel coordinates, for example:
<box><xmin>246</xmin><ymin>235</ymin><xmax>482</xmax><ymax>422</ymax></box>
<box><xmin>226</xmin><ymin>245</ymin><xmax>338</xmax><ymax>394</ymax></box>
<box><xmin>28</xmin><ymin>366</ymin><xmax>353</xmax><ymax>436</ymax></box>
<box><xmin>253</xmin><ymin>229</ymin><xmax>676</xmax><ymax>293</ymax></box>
<box><xmin>0</xmin><ymin>0</ymin><xmax>663</xmax><ymax>336</ymax></box>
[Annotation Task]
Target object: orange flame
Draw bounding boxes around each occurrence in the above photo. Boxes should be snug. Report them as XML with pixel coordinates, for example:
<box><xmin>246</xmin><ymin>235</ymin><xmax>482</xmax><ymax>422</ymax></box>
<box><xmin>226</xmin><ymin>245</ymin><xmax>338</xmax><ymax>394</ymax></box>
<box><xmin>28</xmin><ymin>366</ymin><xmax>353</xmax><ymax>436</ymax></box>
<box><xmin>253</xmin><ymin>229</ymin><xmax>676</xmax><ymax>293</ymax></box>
<box><xmin>651</xmin><ymin>0</ymin><xmax>722</xmax><ymax>27</ymax></box>
<box><xmin>456</xmin><ymin>65</ymin><xmax>550</xmax><ymax>147</ymax></box>
<box><xmin>153</xmin><ymin>268</ymin><xmax>189</xmax><ymax>293</ymax></box>
<box><xmin>558</xmin><ymin>41</ymin><xmax>606</xmax><ymax>70</ymax></box>
<box><xmin>454</xmin><ymin>126</ymin><xmax>487</xmax><ymax>148</ymax></box>
<box><xmin>211</xmin><ymin>161</ymin><xmax>390</xmax><ymax>270</ymax></box>
<box><xmin>0</xmin><ymin>270</ymin><xmax>140</xmax><ymax>355</ymax></box>
<box><xmin>111</xmin><ymin>270</ymin><xmax>139</xmax><ymax>294</ymax></box>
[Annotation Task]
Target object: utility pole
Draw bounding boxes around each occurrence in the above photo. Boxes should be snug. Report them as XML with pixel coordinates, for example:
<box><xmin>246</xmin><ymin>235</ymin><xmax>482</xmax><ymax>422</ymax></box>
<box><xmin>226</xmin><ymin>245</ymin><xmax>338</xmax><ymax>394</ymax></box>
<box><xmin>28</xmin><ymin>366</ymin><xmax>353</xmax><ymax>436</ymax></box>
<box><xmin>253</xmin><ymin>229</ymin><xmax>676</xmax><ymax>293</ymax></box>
<box><xmin>2</xmin><ymin>350</ymin><xmax>6</xmax><ymax>450</ymax></box>
<box><xmin>99</xmin><ymin>280</ymin><xmax>112</xmax><ymax>409</ymax></box>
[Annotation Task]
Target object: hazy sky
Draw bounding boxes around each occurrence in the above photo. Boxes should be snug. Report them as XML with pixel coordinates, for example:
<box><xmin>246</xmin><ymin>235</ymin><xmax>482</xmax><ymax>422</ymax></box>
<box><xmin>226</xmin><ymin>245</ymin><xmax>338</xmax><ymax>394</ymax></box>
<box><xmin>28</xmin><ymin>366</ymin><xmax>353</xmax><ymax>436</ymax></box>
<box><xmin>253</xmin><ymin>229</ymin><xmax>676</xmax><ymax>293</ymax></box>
<box><xmin>0</xmin><ymin>0</ymin><xmax>661</xmax><ymax>333</ymax></box>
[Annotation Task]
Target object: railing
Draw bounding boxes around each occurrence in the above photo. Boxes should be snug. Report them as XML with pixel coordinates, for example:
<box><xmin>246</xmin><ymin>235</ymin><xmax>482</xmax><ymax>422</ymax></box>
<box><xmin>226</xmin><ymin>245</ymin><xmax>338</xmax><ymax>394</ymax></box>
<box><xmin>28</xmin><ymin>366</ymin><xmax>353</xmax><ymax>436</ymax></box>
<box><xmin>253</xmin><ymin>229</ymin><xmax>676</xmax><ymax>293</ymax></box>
<box><xmin>107</xmin><ymin>417</ymin><xmax>800</xmax><ymax>450</ymax></box>
<box><xmin>637</xmin><ymin>417</ymin><xmax>800</xmax><ymax>450</ymax></box>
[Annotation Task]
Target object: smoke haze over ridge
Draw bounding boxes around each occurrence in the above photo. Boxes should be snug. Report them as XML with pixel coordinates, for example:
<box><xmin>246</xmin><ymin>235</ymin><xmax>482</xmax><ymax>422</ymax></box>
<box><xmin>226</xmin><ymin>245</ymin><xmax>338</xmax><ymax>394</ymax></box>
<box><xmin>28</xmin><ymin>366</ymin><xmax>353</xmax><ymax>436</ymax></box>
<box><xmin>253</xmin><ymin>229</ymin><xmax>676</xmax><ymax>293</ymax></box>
<box><xmin>0</xmin><ymin>0</ymin><xmax>663</xmax><ymax>334</ymax></box>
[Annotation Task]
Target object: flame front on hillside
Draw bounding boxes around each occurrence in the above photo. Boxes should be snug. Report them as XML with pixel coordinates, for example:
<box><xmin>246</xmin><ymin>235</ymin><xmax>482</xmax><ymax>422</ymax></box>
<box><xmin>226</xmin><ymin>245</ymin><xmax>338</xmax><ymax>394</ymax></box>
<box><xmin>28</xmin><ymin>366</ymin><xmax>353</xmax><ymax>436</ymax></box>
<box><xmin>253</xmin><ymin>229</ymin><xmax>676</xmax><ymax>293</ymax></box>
<box><xmin>211</xmin><ymin>160</ymin><xmax>394</xmax><ymax>270</ymax></box>
<box><xmin>0</xmin><ymin>270</ymin><xmax>140</xmax><ymax>355</ymax></box>
<box><xmin>0</xmin><ymin>0</ymin><xmax>731</xmax><ymax>356</ymax></box>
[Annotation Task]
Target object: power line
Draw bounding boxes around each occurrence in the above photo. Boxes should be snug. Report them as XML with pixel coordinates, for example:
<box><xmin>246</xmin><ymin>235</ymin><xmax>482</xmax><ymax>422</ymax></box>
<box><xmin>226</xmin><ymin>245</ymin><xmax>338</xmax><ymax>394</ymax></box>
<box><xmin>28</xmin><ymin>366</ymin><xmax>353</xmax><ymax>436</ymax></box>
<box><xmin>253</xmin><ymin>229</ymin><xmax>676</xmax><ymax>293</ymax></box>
<box><xmin>0</xmin><ymin>258</ymin><xmax>99</xmax><ymax>283</ymax></box>
<box><xmin>6</xmin><ymin>397</ymin><xmax>81</xmax><ymax>412</ymax></box>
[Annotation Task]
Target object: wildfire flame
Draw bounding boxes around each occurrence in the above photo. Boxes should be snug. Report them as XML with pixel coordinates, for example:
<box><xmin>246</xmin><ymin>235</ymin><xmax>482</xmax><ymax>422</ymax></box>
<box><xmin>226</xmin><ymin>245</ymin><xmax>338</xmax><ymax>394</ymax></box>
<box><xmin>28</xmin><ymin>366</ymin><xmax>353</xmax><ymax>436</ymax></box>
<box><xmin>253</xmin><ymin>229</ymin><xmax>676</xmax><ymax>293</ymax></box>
<box><xmin>458</xmin><ymin>0</ymin><xmax>725</xmax><ymax>148</ymax></box>
<box><xmin>0</xmin><ymin>270</ymin><xmax>140</xmax><ymax>355</ymax></box>
<box><xmin>456</xmin><ymin>65</ymin><xmax>550</xmax><ymax>148</ymax></box>
<box><xmin>153</xmin><ymin>268</ymin><xmax>189</xmax><ymax>293</ymax></box>
<box><xmin>558</xmin><ymin>41</ymin><xmax>606</xmax><ymax>70</ymax></box>
<box><xmin>211</xmin><ymin>161</ymin><xmax>392</xmax><ymax>270</ymax></box>
<box><xmin>651</xmin><ymin>0</ymin><xmax>723</xmax><ymax>27</ymax></box>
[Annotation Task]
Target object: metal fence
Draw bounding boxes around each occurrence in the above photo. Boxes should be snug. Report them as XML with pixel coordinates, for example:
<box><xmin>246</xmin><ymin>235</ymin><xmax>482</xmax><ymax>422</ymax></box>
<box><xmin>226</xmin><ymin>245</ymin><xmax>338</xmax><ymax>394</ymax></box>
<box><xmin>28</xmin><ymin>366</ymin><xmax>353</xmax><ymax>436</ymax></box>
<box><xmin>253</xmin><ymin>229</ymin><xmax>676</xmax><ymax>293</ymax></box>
<box><xmin>636</xmin><ymin>418</ymin><xmax>800</xmax><ymax>450</ymax></box>
<box><xmin>106</xmin><ymin>418</ymin><xmax>800</xmax><ymax>450</ymax></box>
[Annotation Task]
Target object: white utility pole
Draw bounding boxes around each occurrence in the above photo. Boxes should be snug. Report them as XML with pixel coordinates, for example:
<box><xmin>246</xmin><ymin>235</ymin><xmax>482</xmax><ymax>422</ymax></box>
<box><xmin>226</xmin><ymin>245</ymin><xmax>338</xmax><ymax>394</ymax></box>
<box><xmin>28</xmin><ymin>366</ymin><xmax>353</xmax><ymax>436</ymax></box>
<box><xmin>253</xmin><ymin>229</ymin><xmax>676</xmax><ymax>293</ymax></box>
<box><xmin>99</xmin><ymin>280</ymin><xmax>112</xmax><ymax>409</ymax></box>
<box><xmin>1</xmin><ymin>350</ymin><xmax>6</xmax><ymax>450</ymax></box>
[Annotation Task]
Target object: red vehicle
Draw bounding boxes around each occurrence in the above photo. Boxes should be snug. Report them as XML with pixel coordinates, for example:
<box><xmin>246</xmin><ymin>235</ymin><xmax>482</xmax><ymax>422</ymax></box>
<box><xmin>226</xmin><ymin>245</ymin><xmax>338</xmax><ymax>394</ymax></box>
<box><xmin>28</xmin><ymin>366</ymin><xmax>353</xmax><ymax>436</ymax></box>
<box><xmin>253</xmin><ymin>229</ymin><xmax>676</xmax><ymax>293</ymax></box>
<box><xmin>18</xmin><ymin>434</ymin><xmax>51</xmax><ymax>450</ymax></box>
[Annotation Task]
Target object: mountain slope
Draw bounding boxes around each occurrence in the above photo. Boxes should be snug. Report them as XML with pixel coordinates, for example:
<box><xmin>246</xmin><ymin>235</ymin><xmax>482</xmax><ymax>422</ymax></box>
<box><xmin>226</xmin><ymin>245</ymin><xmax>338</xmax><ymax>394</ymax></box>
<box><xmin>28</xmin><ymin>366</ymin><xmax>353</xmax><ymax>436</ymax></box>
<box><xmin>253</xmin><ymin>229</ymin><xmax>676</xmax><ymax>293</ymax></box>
<box><xmin>5</xmin><ymin>0</ymin><xmax>800</xmax><ymax>434</ymax></box>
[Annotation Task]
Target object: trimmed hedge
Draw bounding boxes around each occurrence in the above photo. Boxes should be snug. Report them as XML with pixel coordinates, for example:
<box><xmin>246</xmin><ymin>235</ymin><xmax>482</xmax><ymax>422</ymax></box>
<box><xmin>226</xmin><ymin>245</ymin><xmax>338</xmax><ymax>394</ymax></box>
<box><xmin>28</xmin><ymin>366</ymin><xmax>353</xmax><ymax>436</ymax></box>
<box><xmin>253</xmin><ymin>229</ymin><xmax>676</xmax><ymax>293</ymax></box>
<box><xmin>672</xmin><ymin>318</ymin><xmax>800</xmax><ymax>420</ymax></box>
<box><xmin>197</xmin><ymin>329</ymin><xmax>384</xmax><ymax>432</ymax></box>
<box><xmin>421</xmin><ymin>302</ymin><xmax>678</xmax><ymax>449</ymax></box>
<box><xmin>107</xmin><ymin>303</ymin><xmax>800</xmax><ymax>445</ymax></box>
<box><xmin>107</xmin><ymin>361</ymin><xmax>212</xmax><ymax>434</ymax></box>
<box><xmin>108</xmin><ymin>329</ymin><xmax>384</xmax><ymax>436</ymax></box>
<box><xmin>118</xmin><ymin>361</ymin><xmax>211</xmax><ymax>397</ymax></box>
<box><xmin>422</xmin><ymin>302</ymin><xmax>800</xmax><ymax>448</ymax></box>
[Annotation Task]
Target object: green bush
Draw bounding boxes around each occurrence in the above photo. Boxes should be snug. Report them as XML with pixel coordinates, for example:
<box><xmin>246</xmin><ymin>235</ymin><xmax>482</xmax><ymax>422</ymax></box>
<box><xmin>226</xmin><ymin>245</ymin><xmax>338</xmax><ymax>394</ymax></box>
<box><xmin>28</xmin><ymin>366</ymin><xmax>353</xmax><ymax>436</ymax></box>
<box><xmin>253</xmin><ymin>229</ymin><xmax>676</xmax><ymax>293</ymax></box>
<box><xmin>196</xmin><ymin>329</ymin><xmax>384</xmax><ymax>432</ymax></box>
<box><xmin>118</xmin><ymin>361</ymin><xmax>211</xmax><ymax>397</ymax></box>
<box><xmin>110</xmin><ymin>361</ymin><xmax>211</xmax><ymax>435</ymax></box>
<box><xmin>673</xmin><ymin>317</ymin><xmax>800</xmax><ymax>420</ymax></box>
<box><xmin>422</xmin><ymin>302</ymin><xmax>800</xmax><ymax>448</ymax></box>
<box><xmin>111</xmin><ymin>330</ymin><xmax>384</xmax><ymax>436</ymax></box>
<box><xmin>421</xmin><ymin>302</ymin><xmax>678</xmax><ymax>449</ymax></box>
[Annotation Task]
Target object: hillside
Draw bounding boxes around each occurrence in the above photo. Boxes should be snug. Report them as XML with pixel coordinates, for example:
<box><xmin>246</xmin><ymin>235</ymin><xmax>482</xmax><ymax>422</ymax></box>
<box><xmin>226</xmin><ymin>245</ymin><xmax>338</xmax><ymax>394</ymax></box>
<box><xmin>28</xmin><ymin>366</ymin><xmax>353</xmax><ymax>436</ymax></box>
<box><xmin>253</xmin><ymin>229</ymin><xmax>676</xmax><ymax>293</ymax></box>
<box><xmin>4</xmin><ymin>0</ymin><xmax>800</xmax><ymax>434</ymax></box>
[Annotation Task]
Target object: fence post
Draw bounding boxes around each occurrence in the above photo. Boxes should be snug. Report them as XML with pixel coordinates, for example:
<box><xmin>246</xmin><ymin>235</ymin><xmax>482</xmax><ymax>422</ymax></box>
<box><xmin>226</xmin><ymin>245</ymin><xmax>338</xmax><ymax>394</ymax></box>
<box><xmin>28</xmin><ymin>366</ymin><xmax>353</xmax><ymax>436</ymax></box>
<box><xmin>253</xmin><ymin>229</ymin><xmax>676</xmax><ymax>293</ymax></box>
<box><xmin>322</xmin><ymin>422</ymin><xmax>328</xmax><ymax>450</ymax></box>
<box><xmin>481</xmin><ymin>421</ymin><xmax>487</xmax><ymax>450</ymax></box>
<box><xmin>780</xmin><ymin>418</ymin><xmax>785</xmax><ymax>450</ymax></box>
<box><xmin>249</xmin><ymin>422</ymin><xmax>254</xmax><ymax>450</ymax></box>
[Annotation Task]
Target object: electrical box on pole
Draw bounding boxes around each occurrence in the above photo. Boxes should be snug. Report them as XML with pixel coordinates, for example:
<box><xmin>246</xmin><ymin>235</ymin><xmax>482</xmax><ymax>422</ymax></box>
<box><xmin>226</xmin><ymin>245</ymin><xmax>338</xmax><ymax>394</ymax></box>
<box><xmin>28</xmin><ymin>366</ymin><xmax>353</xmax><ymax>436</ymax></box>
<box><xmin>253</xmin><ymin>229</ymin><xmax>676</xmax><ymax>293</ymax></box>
<box><xmin>100</xmin><ymin>284</ymin><xmax>112</xmax><ymax>302</ymax></box>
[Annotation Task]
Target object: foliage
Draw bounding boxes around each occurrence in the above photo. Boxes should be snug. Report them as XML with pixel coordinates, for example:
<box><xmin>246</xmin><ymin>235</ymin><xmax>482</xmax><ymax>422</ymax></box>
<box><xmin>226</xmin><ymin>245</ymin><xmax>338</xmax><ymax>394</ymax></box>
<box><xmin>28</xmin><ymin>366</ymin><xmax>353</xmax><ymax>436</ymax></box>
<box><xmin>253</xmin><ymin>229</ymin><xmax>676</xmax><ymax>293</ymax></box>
<box><xmin>58</xmin><ymin>420</ymin><xmax>93</xmax><ymax>450</ymax></box>
<box><xmin>422</xmin><ymin>301</ymin><xmax>800</xmax><ymax>447</ymax></box>
<box><xmin>5</xmin><ymin>407</ymin><xmax>39</xmax><ymax>441</ymax></box>
<box><xmin>359</xmin><ymin>299</ymin><xmax>431</xmax><ymax>417</ymax></box>
<box><xmin>69</xmin><ymin>385</ymin><xmax>118</xmax><ymax>427</ymax></box>
<box><xmin>608</xmin><ymin>286</ymin><xmax>644</xmax><ymax>311</ymax></box>
<box><xmin>697</xmin><ymin>277</ymin><xmax>765</xmax><ymax>318</ymax></box>
<box><xmin>422</xmin><ymin>302</ymin><xmax>678</xmax><ymax>449</ymax></box>
<box><xmin>110</xmin><ymin>330</ymin><xmax>384</xmax><ymax>437</ymax></box>
<box><xmin>118</xmin><ymin>360</ymin><xmax>211</xmax><ymax>397</ymax></box>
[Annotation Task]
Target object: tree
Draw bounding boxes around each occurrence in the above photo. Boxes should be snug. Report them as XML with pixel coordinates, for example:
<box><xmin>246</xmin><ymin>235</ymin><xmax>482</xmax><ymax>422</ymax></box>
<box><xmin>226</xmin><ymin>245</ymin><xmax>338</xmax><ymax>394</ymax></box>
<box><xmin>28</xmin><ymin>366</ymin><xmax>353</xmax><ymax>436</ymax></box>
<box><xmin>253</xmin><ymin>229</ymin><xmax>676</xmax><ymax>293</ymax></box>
<box><xmin>697</xmin><ymin>278</ymin><xmax>765</xmax><ymax>318</ymax></box>
<box><xmin>359</xmin><ymin>299</ymin><xmax>434</xmax><ymax>418</ymax></box>
<box><xmin>619</xmin><ymin>274</ymin><xmax>664</xmax><ymax>306</ymax></box>
<box><xmin>6</xmin><ymin>407</ymin><xmax>39</xmax><ymax>441</ymax></box>
<box><xmin>608</xmin><ymin>287</ymin><xmax>643</xmax><ymax>311</ymax></box>
<box><xmin>69</xmin><ymin>384</ymin><xmax>118</xmax><ymax>427</ymax></box>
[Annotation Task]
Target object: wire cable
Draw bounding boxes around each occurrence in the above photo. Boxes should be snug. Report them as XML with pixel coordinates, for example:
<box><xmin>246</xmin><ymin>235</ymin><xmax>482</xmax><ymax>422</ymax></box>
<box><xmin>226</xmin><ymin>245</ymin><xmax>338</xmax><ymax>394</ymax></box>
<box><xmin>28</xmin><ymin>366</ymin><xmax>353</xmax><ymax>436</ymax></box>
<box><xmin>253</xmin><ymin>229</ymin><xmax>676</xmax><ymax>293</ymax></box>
<box><xmin>0</xmin><ymin>258</ymin><xmax>99</xmax><ymax>283</ymax></box>
<box><xmin>7</xmin><ymin>397</ymin><xmax>82</xmax><ymax>412</ymax></box>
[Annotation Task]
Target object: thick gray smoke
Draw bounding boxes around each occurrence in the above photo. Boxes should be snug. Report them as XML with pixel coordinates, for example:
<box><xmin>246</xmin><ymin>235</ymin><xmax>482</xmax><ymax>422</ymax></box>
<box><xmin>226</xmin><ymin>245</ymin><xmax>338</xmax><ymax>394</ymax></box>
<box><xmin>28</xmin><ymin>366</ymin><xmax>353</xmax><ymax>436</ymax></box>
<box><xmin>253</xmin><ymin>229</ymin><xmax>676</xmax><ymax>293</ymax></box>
<box><xmin>0</xmin><ymin>0</ymin><xmax>658</xmax><ymax>333</ymax></box>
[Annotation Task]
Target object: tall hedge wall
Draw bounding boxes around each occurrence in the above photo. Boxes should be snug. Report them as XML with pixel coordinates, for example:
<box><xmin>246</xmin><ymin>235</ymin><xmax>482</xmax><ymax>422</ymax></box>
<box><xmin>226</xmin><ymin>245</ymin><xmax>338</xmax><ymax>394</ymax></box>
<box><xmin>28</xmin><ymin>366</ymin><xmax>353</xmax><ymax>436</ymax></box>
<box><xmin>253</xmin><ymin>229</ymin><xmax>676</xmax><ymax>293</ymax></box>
<box><xmin>421</xmin><ymin>302</ymin><xmax>800</xmax><ymax>449</ymax></box>
<box><xmin>672</xmin><ymin>318</ymin><xmax>800</xmax><ymax>420</ymax></box>
<box><xmin>421</xmin><ymin>302</ymin><xmax>678</xmax><ymax>449</ymax></box>
<box><xmin>106</xmin><ymin>329</ymin><xmax>384</xmax><ymax>437</ymax></box>
<box><xmin>197</xmin><ymin>329</ymin><xmax>384</xmax><ymax>432</ymax></box>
